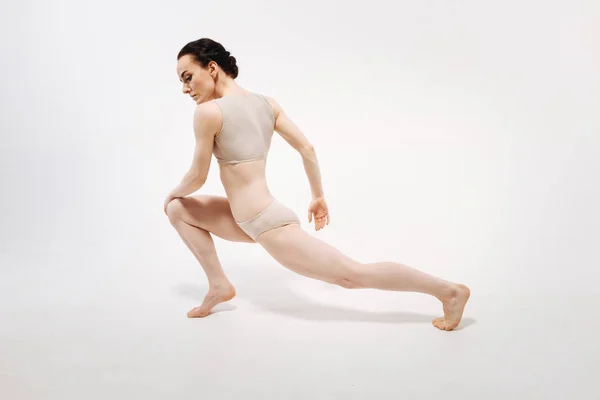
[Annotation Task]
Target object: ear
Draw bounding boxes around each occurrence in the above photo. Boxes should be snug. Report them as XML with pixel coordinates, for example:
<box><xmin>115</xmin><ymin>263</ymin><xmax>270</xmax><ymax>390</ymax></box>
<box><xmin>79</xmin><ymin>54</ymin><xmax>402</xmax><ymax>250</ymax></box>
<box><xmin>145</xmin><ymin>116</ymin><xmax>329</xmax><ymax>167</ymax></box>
<box><xmin>207</xmin><ymin>61</ymin><xmax>217</xmax><ymax>76</ymax></box>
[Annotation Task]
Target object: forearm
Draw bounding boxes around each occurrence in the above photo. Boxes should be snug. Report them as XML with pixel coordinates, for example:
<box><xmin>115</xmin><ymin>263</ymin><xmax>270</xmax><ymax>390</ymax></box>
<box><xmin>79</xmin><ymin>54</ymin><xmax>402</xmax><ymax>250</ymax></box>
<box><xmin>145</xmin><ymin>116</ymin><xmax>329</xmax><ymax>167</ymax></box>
<box><xmin>300</xmin><ymin>146</ymin><xmax>324</xmax><ymax>199</ymax></box>
<box><xmin>170</xmin><ymin>171</ymin><xmax>205</xmax><ymax>198</ymax></box>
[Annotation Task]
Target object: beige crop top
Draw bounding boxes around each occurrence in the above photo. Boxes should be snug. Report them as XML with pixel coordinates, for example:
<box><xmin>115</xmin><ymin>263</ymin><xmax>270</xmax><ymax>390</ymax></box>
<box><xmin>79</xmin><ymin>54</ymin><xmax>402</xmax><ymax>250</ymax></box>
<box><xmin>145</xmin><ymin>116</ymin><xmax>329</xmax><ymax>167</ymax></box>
<box><xmin>211</xmin><ymin>92</ymin><xmax>275</xmax><ymax>165</ymax></box>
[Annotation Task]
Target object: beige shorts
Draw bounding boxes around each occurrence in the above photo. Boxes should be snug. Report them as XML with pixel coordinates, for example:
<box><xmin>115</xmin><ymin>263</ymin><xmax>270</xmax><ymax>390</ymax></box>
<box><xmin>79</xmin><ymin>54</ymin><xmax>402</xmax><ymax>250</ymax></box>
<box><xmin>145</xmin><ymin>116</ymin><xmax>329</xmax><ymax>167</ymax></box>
<box><xmin>235</xmin><ymin>198</ymin><xmax>300</xmax><ymax>241</ymax></box>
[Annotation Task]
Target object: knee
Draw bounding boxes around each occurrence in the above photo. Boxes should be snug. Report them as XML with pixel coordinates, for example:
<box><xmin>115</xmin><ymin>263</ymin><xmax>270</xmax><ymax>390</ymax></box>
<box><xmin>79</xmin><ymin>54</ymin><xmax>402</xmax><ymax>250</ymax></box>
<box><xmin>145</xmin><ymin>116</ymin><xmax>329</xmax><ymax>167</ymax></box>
<box><xmin>334</xmin><ymin>264</ymin><xmax>364</xmax><ymax>289</ymax></box>
<box><xmin>165</xmin><ymin>198</ymin><xmax>186</xmax><ymax>222</ymax></box>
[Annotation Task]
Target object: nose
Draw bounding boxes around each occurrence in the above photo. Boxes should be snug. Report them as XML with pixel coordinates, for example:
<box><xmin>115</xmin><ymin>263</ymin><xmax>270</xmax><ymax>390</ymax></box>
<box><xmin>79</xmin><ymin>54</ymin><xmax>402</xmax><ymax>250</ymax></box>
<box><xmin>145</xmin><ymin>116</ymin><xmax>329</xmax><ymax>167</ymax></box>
<box><xmin>182</xmin><ymin>85</ymin><xmax>190</xmax><ymax>94</ymax></box>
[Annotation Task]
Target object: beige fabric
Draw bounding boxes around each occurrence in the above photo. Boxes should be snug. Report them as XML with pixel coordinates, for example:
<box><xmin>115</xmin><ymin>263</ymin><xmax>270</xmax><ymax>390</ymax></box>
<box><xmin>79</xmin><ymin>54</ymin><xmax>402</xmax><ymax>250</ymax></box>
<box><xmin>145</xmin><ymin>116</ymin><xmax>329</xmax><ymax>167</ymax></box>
<box><xmin>212</xmin><ymin>93</ymin><xmax>275</xmax><ymax>165</ymax></box>
<box><xmin>235</xmin><ymin>198</ymin><xmax>300</xmax><ymax>241</ymax></box>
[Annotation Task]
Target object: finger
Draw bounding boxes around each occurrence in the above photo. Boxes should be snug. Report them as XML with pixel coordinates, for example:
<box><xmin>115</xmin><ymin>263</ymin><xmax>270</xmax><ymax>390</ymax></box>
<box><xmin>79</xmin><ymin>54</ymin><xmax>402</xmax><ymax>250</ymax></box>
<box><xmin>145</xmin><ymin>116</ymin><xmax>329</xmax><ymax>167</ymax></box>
<box><xmin>326</xmin><ymin>213</ymin><xmax>330</xmax><ymax>225</ymax></box>
<box><xmin>308</xmin><ymin>209</ymin><xmax>312</xmax><ymax>222</ymax></box>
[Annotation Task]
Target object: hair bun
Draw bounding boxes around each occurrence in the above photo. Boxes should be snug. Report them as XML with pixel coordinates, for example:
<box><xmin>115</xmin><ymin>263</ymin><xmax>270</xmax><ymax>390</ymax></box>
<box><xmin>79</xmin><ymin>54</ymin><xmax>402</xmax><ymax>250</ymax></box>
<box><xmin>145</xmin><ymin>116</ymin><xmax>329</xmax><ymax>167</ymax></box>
<box><xmin>177</xmin><ymin>38</ymin><xmax>239</xmax><ymax>79</ymax></box>
<box><xmin>228</xmin><ymin>55</ymin><xmax>239</xmax><ymax>79</ymax></box>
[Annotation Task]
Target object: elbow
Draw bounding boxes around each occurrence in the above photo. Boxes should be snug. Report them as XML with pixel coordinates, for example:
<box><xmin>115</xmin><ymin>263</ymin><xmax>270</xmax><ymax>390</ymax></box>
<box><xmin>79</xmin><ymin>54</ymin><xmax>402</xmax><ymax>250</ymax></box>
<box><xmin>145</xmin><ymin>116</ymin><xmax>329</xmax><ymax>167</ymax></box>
<box><xmin>300</xmin><ymin>144</ymin><xmax>315</xmax><ymax>154</ymax></box>
<box><xmin>299</xmin><ymin>145</ymin><xmax>318</xmax><ymax>162</ymax></box>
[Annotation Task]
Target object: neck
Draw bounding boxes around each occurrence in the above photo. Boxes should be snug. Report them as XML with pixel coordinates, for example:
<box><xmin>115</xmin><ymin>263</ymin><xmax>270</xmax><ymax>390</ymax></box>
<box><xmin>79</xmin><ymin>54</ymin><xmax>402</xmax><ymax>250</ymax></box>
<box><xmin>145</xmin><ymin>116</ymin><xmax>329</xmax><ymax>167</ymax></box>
<box><xmin>213</xmin><ymin>77</ymin><xmax>247</xmax><ymax>99</ymax></box>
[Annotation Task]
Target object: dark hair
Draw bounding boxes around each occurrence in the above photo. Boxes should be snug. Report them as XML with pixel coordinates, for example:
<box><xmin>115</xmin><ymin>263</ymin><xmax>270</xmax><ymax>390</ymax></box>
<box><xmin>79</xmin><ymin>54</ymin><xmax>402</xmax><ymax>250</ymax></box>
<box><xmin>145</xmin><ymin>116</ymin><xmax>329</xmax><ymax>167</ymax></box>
<box><xmin>177</xmin><ymin>38</ymin><xmax>239</xmax><ymax>79</ymax></box>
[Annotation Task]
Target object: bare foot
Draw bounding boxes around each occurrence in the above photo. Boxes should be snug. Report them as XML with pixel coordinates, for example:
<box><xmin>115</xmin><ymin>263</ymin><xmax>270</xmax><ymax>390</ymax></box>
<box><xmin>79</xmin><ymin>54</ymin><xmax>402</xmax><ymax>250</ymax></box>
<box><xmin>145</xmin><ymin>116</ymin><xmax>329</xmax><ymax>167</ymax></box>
<box><xmin>187</xmin><ymin>284</ymin><xmax>236</xmax><ymax>318</ymax></box>
<box><xmin>432</xmin><ymin>284</ymin><xmax>470</xmax><ymax>331</ymax></box>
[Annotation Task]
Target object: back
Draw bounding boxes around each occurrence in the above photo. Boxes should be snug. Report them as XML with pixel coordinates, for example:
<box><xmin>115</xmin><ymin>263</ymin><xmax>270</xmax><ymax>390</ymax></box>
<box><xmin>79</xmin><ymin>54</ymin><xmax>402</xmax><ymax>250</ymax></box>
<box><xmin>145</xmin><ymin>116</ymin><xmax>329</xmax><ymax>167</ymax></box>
<box><xmin>212</xmin><ymin>92</ymin><xmax>275</xmax><ymax>165</ymax></box>
<box><xmin>211</xmin><ymin>92</ymin><xmax>276</xmax><ymax>222</ymax></box>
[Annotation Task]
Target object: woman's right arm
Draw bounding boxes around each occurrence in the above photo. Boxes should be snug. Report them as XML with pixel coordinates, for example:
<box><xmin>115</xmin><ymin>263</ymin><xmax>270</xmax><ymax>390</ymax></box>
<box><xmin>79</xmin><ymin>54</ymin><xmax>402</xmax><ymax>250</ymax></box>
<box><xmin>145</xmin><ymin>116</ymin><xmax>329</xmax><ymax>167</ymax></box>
<box><xmin>266</xmin><ymin>97</ymin><xmax>325</xmax><ymax>200</ymax></box>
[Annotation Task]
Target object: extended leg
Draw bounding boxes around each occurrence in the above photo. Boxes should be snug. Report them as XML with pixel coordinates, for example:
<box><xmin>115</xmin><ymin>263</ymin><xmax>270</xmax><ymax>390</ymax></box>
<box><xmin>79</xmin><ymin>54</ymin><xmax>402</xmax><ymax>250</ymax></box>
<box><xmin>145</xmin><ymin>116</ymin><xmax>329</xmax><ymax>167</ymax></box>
<box><xmin>257</xmin><ymin>224</ymin><xmax>470</xmax><ymax>330</ymax></box>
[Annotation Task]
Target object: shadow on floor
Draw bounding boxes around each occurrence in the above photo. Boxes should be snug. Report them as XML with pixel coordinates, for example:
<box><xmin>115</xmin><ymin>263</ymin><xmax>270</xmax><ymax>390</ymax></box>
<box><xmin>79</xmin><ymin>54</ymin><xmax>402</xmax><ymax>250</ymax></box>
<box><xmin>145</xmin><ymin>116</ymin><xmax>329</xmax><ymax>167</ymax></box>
<box><xmin>172</xmin><ymin>268</ymin><xmax>476</xmax><ymax>328</ymax></box>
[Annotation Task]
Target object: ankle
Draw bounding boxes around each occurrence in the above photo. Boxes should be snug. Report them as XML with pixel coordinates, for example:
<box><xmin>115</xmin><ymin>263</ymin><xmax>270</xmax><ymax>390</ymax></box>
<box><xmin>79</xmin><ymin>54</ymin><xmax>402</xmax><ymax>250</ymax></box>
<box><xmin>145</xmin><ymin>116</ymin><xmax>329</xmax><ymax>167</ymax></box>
<box><xmin>437</xmin><ymin>283</ymin><xmax>459</xmax><ymax>302</ymax></box>
<box><xmin>209</xmin><ymin>280</ymin><xmax>233</xmax><ymax>290</ymax></box>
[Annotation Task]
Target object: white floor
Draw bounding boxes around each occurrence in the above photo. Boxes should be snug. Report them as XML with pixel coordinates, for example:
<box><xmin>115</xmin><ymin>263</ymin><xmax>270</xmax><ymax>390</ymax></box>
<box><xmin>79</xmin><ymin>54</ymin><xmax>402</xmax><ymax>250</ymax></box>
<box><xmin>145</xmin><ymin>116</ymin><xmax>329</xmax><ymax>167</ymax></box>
<box><xmin>1</xmin><ymin>221</ymin><xmax>598</xmax><ymax>399</ymax></box>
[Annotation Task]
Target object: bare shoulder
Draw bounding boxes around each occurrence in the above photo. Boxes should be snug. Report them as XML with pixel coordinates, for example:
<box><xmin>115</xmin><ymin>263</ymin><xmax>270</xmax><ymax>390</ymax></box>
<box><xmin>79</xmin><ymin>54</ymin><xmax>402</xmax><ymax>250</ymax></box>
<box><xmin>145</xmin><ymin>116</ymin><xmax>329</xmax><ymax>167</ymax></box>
<box><xmin>258</xmin><ymin>94</ymin><xmax>311</xmax><ymax>150</ymax></box>
<box><xmin>261</xmin><ymin>95</ymin><xmax>283</xmax><ymax>118</ymax></box>
<box><xmin>194</xmin><ymin>101</ymin><xmax>222</xmax><ymax>120</ymax></box>
<box><xmin>193</xmin><ymin>101</ymin><xmax>223</xmax><ymax>136</ymax></box>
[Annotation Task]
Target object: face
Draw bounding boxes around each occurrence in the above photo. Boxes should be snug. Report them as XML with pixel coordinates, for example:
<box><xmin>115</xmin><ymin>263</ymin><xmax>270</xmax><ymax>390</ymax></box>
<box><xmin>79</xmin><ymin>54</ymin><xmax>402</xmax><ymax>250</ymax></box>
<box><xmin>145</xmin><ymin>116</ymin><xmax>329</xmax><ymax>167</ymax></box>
<box><xmin>176</xmin><ymin>54</ymin><xmax>216</xmax><ymax>104</ymax></box>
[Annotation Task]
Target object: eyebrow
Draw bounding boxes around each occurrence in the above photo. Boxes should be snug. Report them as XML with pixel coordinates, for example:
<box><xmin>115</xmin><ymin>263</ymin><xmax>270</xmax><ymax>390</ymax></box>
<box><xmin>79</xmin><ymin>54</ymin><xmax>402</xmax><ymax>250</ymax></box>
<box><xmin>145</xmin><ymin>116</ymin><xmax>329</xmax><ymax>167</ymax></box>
<box><xmin>179</xmin><ymin>70</ymin><xmax>188</xmax><ymax>82</ymax></box>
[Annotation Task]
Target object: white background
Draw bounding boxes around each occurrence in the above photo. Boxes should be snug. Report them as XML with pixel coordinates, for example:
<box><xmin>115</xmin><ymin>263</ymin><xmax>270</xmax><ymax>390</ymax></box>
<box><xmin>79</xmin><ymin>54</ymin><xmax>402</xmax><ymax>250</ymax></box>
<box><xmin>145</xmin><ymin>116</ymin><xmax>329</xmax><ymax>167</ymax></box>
<box><xmin>1</xmin><ymin>0</ymin><xmax>599</xmax><ymax>399</ymax></box>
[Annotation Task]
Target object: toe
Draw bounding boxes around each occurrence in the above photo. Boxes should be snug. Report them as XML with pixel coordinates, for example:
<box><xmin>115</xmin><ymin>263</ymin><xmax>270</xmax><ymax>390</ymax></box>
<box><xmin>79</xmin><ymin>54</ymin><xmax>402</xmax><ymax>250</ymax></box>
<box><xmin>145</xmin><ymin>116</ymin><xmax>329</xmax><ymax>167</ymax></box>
<box><xmin>433</xmin><ymin>317</ymin><xmax>451</xmax><ymax>330</ymax></box>
<box><xmin>187</xmin><ymin>307</ymin><xmax>208</xmax><ymax>318</ymax></box>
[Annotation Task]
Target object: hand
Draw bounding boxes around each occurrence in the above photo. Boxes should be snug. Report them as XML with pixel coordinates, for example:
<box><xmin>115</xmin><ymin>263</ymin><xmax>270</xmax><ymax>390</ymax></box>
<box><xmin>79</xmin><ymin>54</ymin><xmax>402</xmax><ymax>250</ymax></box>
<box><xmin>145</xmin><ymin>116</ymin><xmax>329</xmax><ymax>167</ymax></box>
<box><xmin>163</xmin><ymin>192</ymin><xmax>179</xmax><ymax>215</ymax></box>
<box><xmin>308</xmin><ymin>197</ymin><xmax>330</xmax><ymax>231</ymax></box>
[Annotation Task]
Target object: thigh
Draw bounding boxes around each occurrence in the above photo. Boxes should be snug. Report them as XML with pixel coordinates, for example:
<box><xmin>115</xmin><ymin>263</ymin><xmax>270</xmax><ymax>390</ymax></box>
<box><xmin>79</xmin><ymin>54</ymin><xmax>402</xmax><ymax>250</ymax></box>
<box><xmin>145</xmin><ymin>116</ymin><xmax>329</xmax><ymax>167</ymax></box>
<box><xmin>256</xmin><ymin>223</ymin><xmax>358</xmax><ymax>282</ymax></box>
<box><xmin>169</xmin><ymin>194</ymin><xmax>255</xmax><ymax>243</ymax></box>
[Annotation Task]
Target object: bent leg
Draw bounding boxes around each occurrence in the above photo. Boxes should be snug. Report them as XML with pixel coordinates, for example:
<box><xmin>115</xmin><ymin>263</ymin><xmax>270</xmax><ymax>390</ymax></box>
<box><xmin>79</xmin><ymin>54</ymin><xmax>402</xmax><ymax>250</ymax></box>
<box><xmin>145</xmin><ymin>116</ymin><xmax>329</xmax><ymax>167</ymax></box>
<box><xmin>256</xmin><ymin>224</ymin><xmax>470</xmax><ymax>330</ymax></box>
<box><xmin>168</xmin><ymin>194</ymin><xmax>255</xmax><ymax>243</ymax></box>
<box><xmin>166</xmin><ymin>195</ymin><xmax>253</xmax><ymax>317</ymax></box>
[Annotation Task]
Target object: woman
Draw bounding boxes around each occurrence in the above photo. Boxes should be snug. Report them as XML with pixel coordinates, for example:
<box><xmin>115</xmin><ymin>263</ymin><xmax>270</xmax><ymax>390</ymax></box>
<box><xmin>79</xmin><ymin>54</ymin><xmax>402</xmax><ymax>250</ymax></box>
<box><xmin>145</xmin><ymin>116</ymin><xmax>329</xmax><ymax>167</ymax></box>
<box><xmin>164</xmin><ymin>38</ymin><xmax>470</xmax><ymax>331</ymax></box>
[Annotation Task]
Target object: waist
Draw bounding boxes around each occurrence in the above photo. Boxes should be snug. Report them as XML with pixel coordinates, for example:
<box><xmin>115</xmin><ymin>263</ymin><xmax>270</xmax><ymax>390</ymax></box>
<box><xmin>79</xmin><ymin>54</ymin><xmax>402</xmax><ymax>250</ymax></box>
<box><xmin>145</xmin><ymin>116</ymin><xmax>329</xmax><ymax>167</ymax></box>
<box><xmin>219</xmin><ymin>160</ymin><xmax>273</xmax><ymax>221</ymax></box>
<box><xmin>227</xmin><ymin>188</ymin><xmax>274</xmax><ymax>222</ymax></box>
